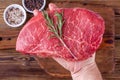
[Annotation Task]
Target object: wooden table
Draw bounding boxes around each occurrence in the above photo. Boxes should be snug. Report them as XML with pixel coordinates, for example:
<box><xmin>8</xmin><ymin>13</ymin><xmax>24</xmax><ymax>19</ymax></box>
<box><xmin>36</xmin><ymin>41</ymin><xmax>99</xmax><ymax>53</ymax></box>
<box><xmin>0</xmin><ymin>0</ymin><xmax>120</xmax><ymax>80</ymax></box>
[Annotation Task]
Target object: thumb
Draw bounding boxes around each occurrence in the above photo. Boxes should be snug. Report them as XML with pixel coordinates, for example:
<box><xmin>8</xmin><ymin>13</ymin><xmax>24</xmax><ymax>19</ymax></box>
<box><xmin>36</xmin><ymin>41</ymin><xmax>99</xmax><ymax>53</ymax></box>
<box><xmin>33</xmin><ymin>9</ymin><xmax>39</xmax><ymax>16</ymax></box>
<box><xmin>49</xmin><ymin>3</ymin><xmax>58</xmax><ymax>11</ymax></box>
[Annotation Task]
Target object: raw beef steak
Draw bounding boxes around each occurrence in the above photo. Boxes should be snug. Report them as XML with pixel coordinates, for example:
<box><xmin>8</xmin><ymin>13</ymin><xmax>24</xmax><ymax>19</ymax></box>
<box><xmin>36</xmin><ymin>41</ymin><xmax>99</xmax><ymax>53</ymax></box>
<box><xmin>16</xmin><ymin>3</ymin><xmax>105</xmax><ymax>61</ymax></box>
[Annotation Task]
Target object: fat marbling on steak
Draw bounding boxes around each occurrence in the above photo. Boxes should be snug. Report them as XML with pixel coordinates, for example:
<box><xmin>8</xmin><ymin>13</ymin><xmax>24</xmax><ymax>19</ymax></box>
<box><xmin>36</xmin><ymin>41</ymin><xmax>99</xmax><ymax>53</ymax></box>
<box><xmin>16</xmin><ymin>3</ymin><xmax>105</xmax><ymax>61</ymax></box>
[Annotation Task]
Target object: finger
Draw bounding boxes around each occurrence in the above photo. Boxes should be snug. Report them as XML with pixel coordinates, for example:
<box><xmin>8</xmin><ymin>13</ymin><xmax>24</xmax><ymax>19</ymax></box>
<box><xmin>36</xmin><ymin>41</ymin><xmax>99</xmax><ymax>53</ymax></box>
<box><xmin>49</xmin><ymin>3</ymin><xmax>58</xmax><ymax>11</ymax></box>
<box><xmin>89</xmin><ymin>52</ymin><xmax>96</xmax><ymax>62</ymax></box>
<box><xmin>53</xmin><ymin>52</ymin><xmax>96</xmax><ymax>68</ymax></box>
<box><xmin>53</xmin><ymin>57</ymin><xmax>77</xmax><ymax>72</ymax></box>
<box><xmin>33</xmin><ymin>9</ymin><xmax>39</xmax><ymax>16</ymax></box>
<box><xmin>52</xmin><ymin>57</ymin><xmax>68</xmax><ymax>69</ymax></box>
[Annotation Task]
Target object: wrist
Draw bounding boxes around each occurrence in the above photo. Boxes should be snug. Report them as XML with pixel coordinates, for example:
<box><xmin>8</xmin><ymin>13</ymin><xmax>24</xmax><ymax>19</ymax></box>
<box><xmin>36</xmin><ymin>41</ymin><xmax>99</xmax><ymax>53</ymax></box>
<box><xmin>71</xmin><ymin>62</ymin><xmax>103</xmax><ymax>80</ymax></box>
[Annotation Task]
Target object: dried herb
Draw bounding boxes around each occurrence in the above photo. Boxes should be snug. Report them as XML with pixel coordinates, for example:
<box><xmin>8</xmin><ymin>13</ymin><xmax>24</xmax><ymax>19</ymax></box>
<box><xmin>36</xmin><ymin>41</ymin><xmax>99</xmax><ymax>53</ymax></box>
<box><xmin>43</xmin><ymin>11</ymin><xmax>77</xmax><ymax>60</ymax></box>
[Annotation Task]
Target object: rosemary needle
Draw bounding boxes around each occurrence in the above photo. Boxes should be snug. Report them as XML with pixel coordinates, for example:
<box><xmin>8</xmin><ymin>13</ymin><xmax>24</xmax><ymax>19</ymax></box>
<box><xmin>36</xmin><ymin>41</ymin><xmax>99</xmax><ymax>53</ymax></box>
<box><xmin>42</xmin><ymin>11</ymin><xmax>77</xmax><ymax>60</ymax></box>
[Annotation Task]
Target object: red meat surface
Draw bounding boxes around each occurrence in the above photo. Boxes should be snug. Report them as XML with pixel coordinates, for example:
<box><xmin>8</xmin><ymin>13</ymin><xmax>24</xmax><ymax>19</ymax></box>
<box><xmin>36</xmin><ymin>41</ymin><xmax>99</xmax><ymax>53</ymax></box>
<box><xmin>16</xmin><ymin>3</ymin><xmax>105</xmax><ymax>61</ymax></box>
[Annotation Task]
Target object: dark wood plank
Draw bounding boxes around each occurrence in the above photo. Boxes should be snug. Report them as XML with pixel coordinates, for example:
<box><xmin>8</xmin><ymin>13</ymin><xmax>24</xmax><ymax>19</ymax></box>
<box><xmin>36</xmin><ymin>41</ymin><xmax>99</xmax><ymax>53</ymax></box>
<box><xmin>0</xmin><ymin>49</ymin><xmax>119</xmax><ymax>80</ymax></box>
<box><xmin>0</xmin><ymin>28</ymin><xmax>21</xmax><ymax>49</ymax></box>
<box><xmin>0</xmin><ymin>49</ymin><xmax>118</xmax><ymax>80</ymax></box>
<box><xmin>0</xmin><ymin>49</ymin><xmax>72</xmax><ymax>80</ymax></box>
<box><xmin>0</xmin><ymin>0</ymin><xmax>22</xmax><ymax>8</ymax></box>
<box><xmin>0</xmin><ymin>1</ymin><xmax>115</xmax><ymax>73</ymax></box>
<box><xmin>115</xmin><ymin>40</ymin><xmax>120</xmax><ymax>58</ymax></box>
<box><xmin>0</xmin><ymin>0</ymin><xmax>119</xmax><ymax>80</ymax></box>
<box><xmin>0</xmin><ymin>62</ymin><xmax>72</xmax><ymax>80</ymax></box>
<box><xmin>96</xmin><ymin>36</ymin><xmax>115</xmax><ymax>73</ymax></box>
<box><xmin>50</xmin><ymin>0</ymin><xmax>120</xmax><ymax>8</ymax></box>
<box><xmin>115</xmin><ymin>16</ymin><xmax>120</xmax><ymax>37</ymax></box>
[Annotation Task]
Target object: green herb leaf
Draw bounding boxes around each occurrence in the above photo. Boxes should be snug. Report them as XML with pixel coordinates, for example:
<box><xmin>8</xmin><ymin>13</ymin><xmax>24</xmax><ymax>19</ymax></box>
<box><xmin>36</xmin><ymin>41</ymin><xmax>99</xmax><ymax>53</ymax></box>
<box><xmin>55</xmin><ymin>12</ymin><xmax>64</xmax><ymax>38</ymax></box>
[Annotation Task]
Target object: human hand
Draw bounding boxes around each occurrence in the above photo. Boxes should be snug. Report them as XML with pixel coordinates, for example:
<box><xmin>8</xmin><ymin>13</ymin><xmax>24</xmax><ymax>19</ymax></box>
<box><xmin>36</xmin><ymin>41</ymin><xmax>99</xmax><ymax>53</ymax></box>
<box><xmin>33</xmin><ymin>8</ymin><xmax>103</xmax><ymax>80</ymax></box>
<box><xmin>53</xmin><ymin>53</ymin><xmax>103</xmax><ymax>80</ymax></box>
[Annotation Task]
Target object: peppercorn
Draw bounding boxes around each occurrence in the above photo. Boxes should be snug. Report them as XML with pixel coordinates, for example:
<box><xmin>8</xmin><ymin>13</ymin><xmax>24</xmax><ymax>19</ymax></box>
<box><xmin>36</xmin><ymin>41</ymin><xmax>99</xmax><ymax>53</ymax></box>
<box><xmin>24</xmin><ymin>0</ymin><xmax>44</xmax><ymax>11</ymax></box>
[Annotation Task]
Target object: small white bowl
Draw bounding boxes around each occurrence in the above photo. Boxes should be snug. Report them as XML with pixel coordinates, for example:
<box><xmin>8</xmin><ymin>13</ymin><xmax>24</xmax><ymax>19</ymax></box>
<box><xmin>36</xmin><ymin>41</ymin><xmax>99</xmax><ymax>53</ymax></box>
<box><xmin>22</xmin><ymin>0</ymin><xmax>46</xmax><ymax>13</ymax></box>
<box><xmin>3</xmin><ymin>4</ymin><xmax>27</xmax><ymax>27</ymax></box>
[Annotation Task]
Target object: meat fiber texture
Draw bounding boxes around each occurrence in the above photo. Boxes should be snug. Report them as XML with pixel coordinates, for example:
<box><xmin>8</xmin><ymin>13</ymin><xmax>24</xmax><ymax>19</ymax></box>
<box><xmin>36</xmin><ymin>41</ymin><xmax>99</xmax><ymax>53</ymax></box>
<box><xmin>16</xmin><ymin>3</ymin><xmax>105</xmax><ymax>61</ymax></box>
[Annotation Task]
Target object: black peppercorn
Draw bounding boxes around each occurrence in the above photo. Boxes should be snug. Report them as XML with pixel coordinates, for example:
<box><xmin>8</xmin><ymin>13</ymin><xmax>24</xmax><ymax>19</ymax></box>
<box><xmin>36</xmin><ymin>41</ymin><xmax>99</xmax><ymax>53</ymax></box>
<box><xmin>24</xmin><ymin>0</ymin><xmax>44</xmax><ymax>11</ymax></box>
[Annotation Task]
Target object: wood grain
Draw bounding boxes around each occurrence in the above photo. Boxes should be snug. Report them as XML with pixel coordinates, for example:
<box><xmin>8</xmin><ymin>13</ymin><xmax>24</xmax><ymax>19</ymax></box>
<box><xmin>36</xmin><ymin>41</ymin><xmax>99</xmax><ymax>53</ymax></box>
<box><xmin>1</xmin><ymin>1</ymin><xmax>115</xmax><ymax>75</ymax></box>
<box><xmin>115</xmin><ymin>40</ymin><xmax>120</xmax><ymax>57</ymax></box>
<box><xmin>50</xmin><ymin>0</ymin><xmax>120</xmax><ymax>7</ymax></box>
<box><xmin>0</xmin><ymin>0</ymin><xmax>120</xmax><ymax>80</ymax></box>
<box><xmin>115</xmin><ymin>16</ymin><xmax>120</xmax><ymax>37</ymax></box>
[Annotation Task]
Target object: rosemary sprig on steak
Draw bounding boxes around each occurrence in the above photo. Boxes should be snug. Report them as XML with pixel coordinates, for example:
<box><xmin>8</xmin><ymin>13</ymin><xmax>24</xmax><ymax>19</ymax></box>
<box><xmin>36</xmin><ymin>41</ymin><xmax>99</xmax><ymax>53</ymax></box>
<box><xmin>43</xmin><ymin>11</ymin><xmax>77</xmax><ymax>60</ymax></box>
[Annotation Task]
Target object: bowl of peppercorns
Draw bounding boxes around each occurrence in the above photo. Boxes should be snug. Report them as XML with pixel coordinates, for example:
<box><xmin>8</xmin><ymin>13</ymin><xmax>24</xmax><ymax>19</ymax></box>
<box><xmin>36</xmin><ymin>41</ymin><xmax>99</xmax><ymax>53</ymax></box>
<box><xmin>22</xmin><ymin>0</ymin><xmax>46</xmax><ymax>13</ymax></box>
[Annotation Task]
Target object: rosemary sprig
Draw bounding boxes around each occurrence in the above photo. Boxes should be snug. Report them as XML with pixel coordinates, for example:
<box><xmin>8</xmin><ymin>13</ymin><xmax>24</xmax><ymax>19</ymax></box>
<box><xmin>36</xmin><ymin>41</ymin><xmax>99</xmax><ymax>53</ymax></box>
<box><xmin>42</xmin><ymin>11</ymin><xmax>77</xmax><ymax>60</ymax></box>
<box><xmin>55</xmin><ymin>12</ymin><xmax>64</xmax><ymax>38</ymax></box>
